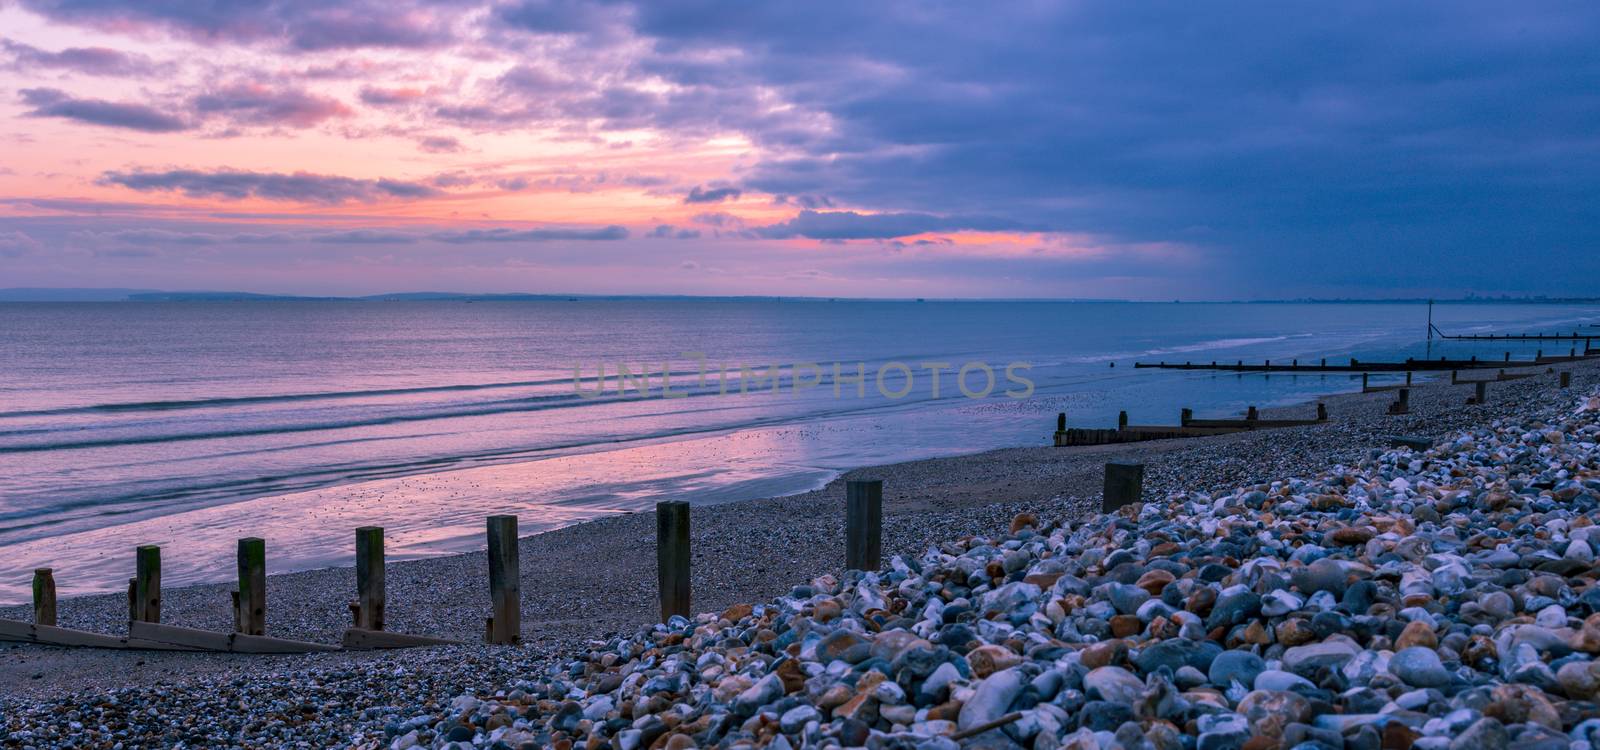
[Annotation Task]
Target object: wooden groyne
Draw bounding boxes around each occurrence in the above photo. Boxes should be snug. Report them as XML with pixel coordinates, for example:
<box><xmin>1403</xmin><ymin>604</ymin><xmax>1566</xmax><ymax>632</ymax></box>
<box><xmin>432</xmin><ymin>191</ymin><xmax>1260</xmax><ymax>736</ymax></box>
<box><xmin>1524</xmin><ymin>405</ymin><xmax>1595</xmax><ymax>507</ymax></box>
<box><xmin>1052</xmin><ymin>404</ymin><xmax>1328</xmax><ymax>447</ymax></box>
<box><xmin>1436</xmin><ymin>331</ymin><xmax>1596</xmax><ymax>343</ymax></box>
<box><xmin>1</xmin><ymin>478</ymin><xmax>945</xmax><ymax>653</ymax></box>
<box><xmin>1134</xmin><ymin>350</ymin><xmax>1597</xmax><ymax>373</ymax></box>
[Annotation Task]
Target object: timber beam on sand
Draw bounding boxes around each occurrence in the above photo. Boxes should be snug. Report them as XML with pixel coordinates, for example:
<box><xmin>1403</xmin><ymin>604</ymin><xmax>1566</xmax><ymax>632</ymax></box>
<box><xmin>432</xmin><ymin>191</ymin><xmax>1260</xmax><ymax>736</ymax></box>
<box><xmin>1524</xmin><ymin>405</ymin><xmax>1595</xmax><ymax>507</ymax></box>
<box><xmin>1134</xmin><ymin>351</ymin><xmax>1598</xmax><ymax>372</ymax></box>
<box><xmin>0</xmin><ymin>618</ymin><xmax>201</xmax><ymax>650</ymax></box>
<box><xmin>129</xmin><ymin>621</ymin><xmax>339</xmax><ymax>653</ymax></box>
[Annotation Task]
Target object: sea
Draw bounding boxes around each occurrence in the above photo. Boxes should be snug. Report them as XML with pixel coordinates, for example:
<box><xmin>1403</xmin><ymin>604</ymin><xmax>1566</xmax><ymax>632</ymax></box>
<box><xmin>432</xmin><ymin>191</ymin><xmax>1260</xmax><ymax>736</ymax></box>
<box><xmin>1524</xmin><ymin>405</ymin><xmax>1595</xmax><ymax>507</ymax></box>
<box><xmin>2</xmin><ymin>299</ymin><xmax>1597</xmax><ymax>602</ymax></box>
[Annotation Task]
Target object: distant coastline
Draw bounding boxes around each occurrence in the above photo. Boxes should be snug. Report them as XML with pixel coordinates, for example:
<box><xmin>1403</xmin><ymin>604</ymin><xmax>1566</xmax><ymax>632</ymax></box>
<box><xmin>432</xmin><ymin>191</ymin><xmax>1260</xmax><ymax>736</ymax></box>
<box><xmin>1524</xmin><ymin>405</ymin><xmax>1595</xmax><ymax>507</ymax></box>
<box><xmin>4</xmin><ymin>287</ymin><xmax>1600</xmax><ymax>305</ymax></box>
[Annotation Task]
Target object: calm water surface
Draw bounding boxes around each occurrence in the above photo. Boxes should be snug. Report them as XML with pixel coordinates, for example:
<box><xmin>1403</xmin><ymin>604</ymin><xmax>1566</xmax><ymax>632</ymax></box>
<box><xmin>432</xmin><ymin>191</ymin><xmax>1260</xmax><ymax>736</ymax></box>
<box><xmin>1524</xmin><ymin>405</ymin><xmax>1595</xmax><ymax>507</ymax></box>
<box><xmin>1</xmin><ymin>300</ymin><xmax>1596</xmax><ymax>601</ymax></box>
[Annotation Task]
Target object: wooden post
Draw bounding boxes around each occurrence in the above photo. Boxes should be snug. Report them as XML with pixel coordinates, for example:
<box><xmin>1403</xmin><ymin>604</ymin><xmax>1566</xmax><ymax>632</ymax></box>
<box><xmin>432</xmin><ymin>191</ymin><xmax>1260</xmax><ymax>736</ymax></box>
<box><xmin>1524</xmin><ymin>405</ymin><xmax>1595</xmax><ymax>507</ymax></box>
<box><xmin>1180</xmin><ymin>408</ymin><xmax>1192</xmax><ymax>426</ymax></box>
<box><xmin>1361</xmin><ymin>372</ymin><xmax>1369</xmax><ymax>390</ymax></box>
<box><xmin>1405</xmin><ymin>372</ymin><xmax>1412</xmax><ymax>385</ymax></box>
<box><xmin>1474</xmin><ymin>380</ymin><xmax>1487</xmax><ymax>404</ymax></box>
<box><xmin>1117</xmin><ymin>410</ymin><xmax>1128</xmax><ymax>430</ymax></box>
<box><xmin>845</xmin><ymin>479</ymin><xmax>884</xmax><ymax>572</ymax></box>
<box><xmin>1561</xmin><ymin>371</ymin><xmax>1572</xmax><ymax>388</ymax></box>
<box><xmin>1246</xmin><ymin>405</ymin><xmax>1259</xmax><ymax>421</ymax></box>
<box><xmin>1316</xmin><ymin>402</ymin><xmax>1328</xmax><ymax>421</ymax></box>
<box><xmin>1056</xmin><ymin>412</ymin><xmax>1066</xmax><ymax>432</ymax></box>
<box><xmin>1398</xmin><ymin>388</ymin><xmax>1409</xmax><ymax>410</ymax></box>
<box><xmin>1103</xmin><ymin>463</ymin><xmax>1145</xmax><ymax>513</ymax></box>
<box><xmin>133</xmin><ymin>545</ymin><xmax>161</xmax><ymax>624</ymax></box>
<box><xmin>354</xmin><ymin>527</ymin><xmax>385</xmax><ymax>631</ymax></box>
<box><xmin>236</xmin><ymin>537</ymin><xmax>265</xmax><ymax>636</ymax></box>
<box><xmin>32</xmin><ymin>568</ymin><xmax>56</xmax><ymax>627</ymax></box>
<box><xmin>1504</xmin><ymin>351</ymin><xmax>1510</xmax><ymax>362</ymax></box>
<box><xmin>657</xmin><ymin>501</ymin><xmax>690</xmax><ymax>622</ymax></box>
<box><xmin>127</xmin><ymin>578</ymin><xmax>137</xmax><ymax>623</ymax></box>
<box><xmin>486</xmin><ymin>515</ymin><xmax>521</xmax><ymax>645</ymax></box>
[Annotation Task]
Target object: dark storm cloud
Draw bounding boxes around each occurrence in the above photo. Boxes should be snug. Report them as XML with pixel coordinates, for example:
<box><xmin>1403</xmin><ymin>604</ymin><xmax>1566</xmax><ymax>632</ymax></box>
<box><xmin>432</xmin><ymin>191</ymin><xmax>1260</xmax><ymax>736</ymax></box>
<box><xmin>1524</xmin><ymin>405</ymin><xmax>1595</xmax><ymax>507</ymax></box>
<box><xmin>527</xmin><ymin>0</ymin><xmax>1600</xmax><ymax>290</ymax></box>
<box><xmin>100</xmin><ymin>169</ymin><xmax>444</xmax><ymax>204</ymax></box>
<box><xmin>19</xmin><ymin>88</ymin><xmax>188</xmax><ymax>132</ymax></box>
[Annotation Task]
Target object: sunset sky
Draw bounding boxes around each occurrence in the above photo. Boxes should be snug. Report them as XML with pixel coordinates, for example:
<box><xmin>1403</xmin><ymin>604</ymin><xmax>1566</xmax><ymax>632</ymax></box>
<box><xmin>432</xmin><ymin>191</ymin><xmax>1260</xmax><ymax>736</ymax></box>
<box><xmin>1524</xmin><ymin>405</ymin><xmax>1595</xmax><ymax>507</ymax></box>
<box><xmin>1</xmin><ymin>1</ymin><xmax>1597</xmax><ymax>298</ymax></box>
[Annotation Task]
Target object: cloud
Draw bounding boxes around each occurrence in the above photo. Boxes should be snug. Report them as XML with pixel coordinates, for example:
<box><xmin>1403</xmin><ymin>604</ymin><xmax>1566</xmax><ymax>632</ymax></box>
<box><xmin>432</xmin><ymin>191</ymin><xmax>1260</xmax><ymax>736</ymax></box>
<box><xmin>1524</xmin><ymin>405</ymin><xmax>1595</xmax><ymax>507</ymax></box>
<box><xmin>100</xmin><ymin>169</ymin><xmax>443</xmax><ymax>203</ymax></box>
<box><xmin>1</xmin><ymin>40</ymin><xmax>165</xmax><ymax>76</ymax></box>
<box><xmin>18</xmin><ymin>88</ymin><xmax>188</xmax><ymax>132</ymax></box>
<box><xmin>430</xmin><ymin>226</ymin><xmax>629</xmax><ymax>242</ymax></box>
<box><xmin>650</xmin><ymin>225</ymin><xmax>701</xmax><ymax>239</ymax></box>
<box><xmin>683</xmin><ymin>185</ymin><xmax>742</xmax><ymax>204</ymax></box>
<box><xmin>0</xmin><ymin>231</ymin><xmax>42</xmax><ymax>257</ymax></box>
<box><xmin>77</xmin><ymin>229</ymin><xmax>291</xmax><ymax>245</ymax></box>
<box><xmin>15</xmin><ymin>0</ymin><xmax>459</xmax><ymax>51</ymax></box>
<box><xmin>417</xmin><ymin>136</ymin><xmax>463</xmax><ymax>153</ymax></box>
<box><xmin>753</xmin><ymin>210</ymin><xmax>1034</xmax><ymax>240</ymax></box>
<box><xmin>192</xmin><ymin>84</ymin><xmax>350</xmax><ymax>127</ymax></box>
<box><xmin>360</xmin><ymin>86</ymin><xmax>427</xmax><ymax>106</ymax></box>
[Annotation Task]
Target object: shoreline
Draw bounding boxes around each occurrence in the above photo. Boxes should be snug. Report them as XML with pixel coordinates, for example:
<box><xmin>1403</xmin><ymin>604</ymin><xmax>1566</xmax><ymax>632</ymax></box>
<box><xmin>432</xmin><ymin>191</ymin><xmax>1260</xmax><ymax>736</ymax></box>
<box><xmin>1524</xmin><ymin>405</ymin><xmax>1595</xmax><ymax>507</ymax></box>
<box><xmin>0</xmin><ymin>363</ymin><xmax>1417</xmax><ymax>606</ymax></box>
<box><xmin>0</xmin><ymin>358</ymin><xmax>1588</xmax><ymax>705</ymax></box>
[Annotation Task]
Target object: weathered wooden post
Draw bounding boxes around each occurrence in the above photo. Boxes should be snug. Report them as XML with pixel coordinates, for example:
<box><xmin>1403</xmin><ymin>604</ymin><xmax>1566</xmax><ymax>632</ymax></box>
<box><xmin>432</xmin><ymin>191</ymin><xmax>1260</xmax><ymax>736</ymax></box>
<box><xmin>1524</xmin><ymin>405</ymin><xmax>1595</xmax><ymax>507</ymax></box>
<box><xmin>1316</xmin><ymin>402</ymin><xmax>1328</xmax><ymax>421</ymax></box>
<box><xmin>657</xmin><ymin>501</ymin><xmax>690</xmax><ymax>622</ymax></box>
<box><xmin>1474</xmin><ymin>380</ymin><xmax>1487</xmax><ymax>404</ymax></box>
<box><xmin>1504</xmin><ymin>351</ymin><xmax>1510</xmax><ymax>362</ymax></box>
<box><xmin>1103</xmin><ymin>463</ymin><xmax>1145</xmax><ymax>513</ymax></box>
<box><xmin>486</xmin><ymin>515</ymin><xmax>521</xmax><ymax>645</ymax></box>
<box><xmin>33</xmin><ymin>568</ymin><xmax>56</xmax><ymax>627</ymax></box>
<box><xmin>845</xmin><ymin>479</ymin><xmax>884</xmax><ymax>572</ymax></box>
<box><xmin>1405</xmin><ymin>371</ymin><xmax>1413</xmax><ymax>386</ymax></box>
<box><xmin>134</xmin><ymin>545</ymin><xmax>161</xmax><ymax>623</ymax></box>
<box><xmin>236</xmin><ymin>537</ymin><xmax>266</xmax><ymax>636</ymax></box>
<box><xmin>354</xmin><ymin>527</ymin><xmax>384</xmax><ymax>631</ymax></box>
<box><xmin>126</xmin><ymin>578</ymin><xmax>137</xmax><ymax>623</ymax></box>
<box><xmin>1180</xmin><ymin>408</ymin><xmax>1193</xmax><ymax>426</ymax></box>
<box><xmin>1056</xmin><ymin>412</ymin><xmax>1066</xmax><ymax>432</ymax></box>
<box><xmin>1387</xmin><ymin>388</ymin><xmax>1409</xmax><ymax>415</ymax></box>
<box><xmin>1561</xmin><ymin>371</ymin><xmax>1572</xmax><ymax>388</ymax></box>
<box><xmin>1361</xmin><ymin>372</ymin><xmax>1369</xmax><ymax>390</ymax></box>
<box><xmin>1117</xmin><ymin>411</ymin><xmax>1128</xmax><ymax>430</ymax></box>
<box><xmin>1246</xmin><ymin>405</ymin><xmax>1259</xmax><ymax>421</ymax></box>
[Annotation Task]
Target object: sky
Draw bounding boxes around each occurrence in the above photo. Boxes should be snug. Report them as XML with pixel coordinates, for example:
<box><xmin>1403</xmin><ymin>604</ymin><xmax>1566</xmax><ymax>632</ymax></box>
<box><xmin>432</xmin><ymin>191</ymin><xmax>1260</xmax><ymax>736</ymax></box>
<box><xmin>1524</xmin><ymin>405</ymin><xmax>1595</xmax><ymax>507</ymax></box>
<box><xmin>1</xmin><ymin>1</ymin><xmax>1597</xmax><ymax>299</ymax></box>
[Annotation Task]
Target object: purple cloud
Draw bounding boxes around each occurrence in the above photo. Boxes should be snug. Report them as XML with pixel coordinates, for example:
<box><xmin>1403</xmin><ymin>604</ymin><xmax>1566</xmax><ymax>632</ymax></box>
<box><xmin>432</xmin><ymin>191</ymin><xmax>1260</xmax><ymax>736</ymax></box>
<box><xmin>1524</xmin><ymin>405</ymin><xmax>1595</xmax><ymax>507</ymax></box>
<box><xmin>430</xmin><ymin>226</ymin><xmax>629</xmax><ymax>242</ymax></box>
<box><xmin>753</xmin><ymin>210</ymin><xmax>1034</xmax><ymax>240</ymax></box>
<box><xmin>417</xmin><ymin>135</ymin><xmax>463</xmax><ymax>153</ymax></box>
<box><xmin>16</xmin><ymin>0</ymin><xmax>458</xmax><ymax>50</ymax></box>
<box><xmin>19</xmin><ymin>88</ymin><xmax>188</xmax><ymax>133</ymax></box>
<box><xmin>684</xmin><ymin>185</ymin><xmax>742</xmax><ymax>204</ymax></box>
<box><xmin>192</xmin><ymin>84</ymin><xmax>350</xmax><ymax>128</ymax></box>
<box><xmin>100</xmin><ymin>169</ymin><xmax>443</xmax><ymax>204</ymax></box>
<box><xmin>650</xmin><ymin>225</ymin><xmax>701</xmax><ymax>239</ymax></box>
<box><xmin>1</xmin><ymin>40</ymin><xmax>164</xmax><ymax>76</ymax></box>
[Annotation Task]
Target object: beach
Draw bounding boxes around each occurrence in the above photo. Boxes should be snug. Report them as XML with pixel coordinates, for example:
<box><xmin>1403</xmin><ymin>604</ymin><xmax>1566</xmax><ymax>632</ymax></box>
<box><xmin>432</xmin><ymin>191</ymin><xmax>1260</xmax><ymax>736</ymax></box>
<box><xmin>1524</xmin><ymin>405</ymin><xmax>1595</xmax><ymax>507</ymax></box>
<box><xmin>1</xmin><ymin>355</ymin><xmax>1593</xmax><ymax>747</ymax></box>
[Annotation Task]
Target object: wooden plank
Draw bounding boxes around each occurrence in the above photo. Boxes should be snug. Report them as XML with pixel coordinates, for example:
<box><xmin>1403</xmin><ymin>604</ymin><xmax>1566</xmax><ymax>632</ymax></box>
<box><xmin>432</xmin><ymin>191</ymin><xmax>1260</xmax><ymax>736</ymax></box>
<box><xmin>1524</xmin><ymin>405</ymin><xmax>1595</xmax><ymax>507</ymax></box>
<box><xmin>236</xmin><ymin>537</ymin><xmax>266</xmax><ymax>636</ymax></box>
<box><xmin>341</xmin><ymin>627</ymin><xmax>461</xmax><ymax>650</ymax></box>
<box><xmin>135</xmin><ymin>545</ymin><xmax>161</xmax><ymax>623</ymax></box>
<box><xmin>33</xmin><ymin>569</ymin><xmax>56</xmax><ymax>627</ymax></box>
<box><xmin>845</xmin><ymin>479</ymin><xmax>883</xmax><ymax>572</ymax></box>
<box><xmin>486</xmin><ymin>515</ymin><xmax>521</xmax><ymax>645</ymax></box>
<box><xmin>657</xmin><ymin>500</ymin><xmax>690</xmax><ymax>622</ymax></box>
<box><xmin>129</xmin><ymin>621</ymin><xmax>339</xmax><ymax>653</ymax></box>
<box><xmin>0</xmin><ymin>618</ymin><xmax>201</xmax><ymax>650</ymax></box>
